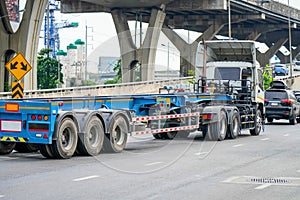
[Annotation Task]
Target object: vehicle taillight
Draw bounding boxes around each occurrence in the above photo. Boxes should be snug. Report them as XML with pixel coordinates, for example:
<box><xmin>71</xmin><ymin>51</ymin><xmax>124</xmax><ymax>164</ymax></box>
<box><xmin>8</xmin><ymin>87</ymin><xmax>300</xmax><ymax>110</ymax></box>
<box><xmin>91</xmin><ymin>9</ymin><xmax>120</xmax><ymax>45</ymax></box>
<box><xmin>31</xmin><ymin>115</ymin><xmax>36</xmax><ymax>120</ymax></box>
<box><xmin>5</xmin><ymin>103</ymin><xmax>19</xmax><ymax>112</ymax></box>
<box><xmin>281</xmin><ymin>99</ymin><xmax>292</xmax><ymax>105</ymax></box>
<box><xmin>202</xmin><ymin>113</ymin><xmax>213</xmax><ymax>120</ymax></box>
<box><xmin>264</xmin><ymin>99</ymin><xmax>268</xmax><ymax>103</ymax></box>
<box><xmin>38</xmin><ymin>115</ymin><xmax>43</xmax><ymax>120</ymax></box>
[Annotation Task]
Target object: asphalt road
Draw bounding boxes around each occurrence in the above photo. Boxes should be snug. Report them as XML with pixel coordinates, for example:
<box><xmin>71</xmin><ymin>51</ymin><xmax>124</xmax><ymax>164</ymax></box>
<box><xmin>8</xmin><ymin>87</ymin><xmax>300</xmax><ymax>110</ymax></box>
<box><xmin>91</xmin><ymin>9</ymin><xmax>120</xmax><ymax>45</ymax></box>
<box><xmin>0</xmin><ymin>120</ymin><xmax>300</xmax><ymax>200</ymax></box>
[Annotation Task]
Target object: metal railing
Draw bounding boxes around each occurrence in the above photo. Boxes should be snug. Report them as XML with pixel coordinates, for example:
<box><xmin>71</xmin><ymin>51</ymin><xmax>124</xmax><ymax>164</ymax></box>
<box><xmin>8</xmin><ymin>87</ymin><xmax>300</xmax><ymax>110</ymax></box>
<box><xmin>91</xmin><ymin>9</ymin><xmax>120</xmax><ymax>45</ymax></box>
<box><xmin>0</xmin><ymin>77</ymin><xmax>194</xmax><ymax>99</ymax></box>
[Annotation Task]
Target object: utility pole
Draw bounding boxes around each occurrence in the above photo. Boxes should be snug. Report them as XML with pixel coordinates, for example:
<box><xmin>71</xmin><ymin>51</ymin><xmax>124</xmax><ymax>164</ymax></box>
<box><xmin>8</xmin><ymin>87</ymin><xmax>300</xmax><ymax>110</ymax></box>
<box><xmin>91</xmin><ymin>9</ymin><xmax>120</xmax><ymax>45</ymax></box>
<box><xmin>85</xmin><ymin>23</ymin><xmax>93</xmax><ymax>81</ymax></box>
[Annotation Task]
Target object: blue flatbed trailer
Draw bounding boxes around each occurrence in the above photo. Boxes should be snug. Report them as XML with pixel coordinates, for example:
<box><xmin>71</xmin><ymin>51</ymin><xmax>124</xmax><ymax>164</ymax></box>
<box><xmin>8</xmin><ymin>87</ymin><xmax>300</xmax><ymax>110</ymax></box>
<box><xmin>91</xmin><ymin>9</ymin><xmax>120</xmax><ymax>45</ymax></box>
<box><xmin>0</xmin><ymin>91</ymin><xmax>238</xmax><ymax>158</ymax></box>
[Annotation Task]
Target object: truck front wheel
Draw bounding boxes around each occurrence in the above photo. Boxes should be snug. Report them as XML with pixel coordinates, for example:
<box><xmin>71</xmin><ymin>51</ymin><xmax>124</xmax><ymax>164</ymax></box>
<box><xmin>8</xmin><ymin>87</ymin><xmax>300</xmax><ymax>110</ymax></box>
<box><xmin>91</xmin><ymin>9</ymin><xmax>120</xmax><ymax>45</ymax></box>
<box><xmin>51</xmin><ymin>118</ymin><xmax>78</xmax><ymax>159</ymax></box>
<box><xmin>250</xmin><ymin>109</ymin><xmax>262</xmax><ymax>136</ymax></box>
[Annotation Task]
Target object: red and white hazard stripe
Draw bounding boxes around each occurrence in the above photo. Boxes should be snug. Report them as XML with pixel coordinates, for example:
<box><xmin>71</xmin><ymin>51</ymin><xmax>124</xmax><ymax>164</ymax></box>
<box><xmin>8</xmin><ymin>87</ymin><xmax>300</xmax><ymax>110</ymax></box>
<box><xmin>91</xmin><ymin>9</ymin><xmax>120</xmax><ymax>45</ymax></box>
<box><xmin>133</xmin><ymin>112</ymin><xmax>200</xmax><ymax>122</ymax></box>
<box><xmin>132</xmin><ymin>125</ymin><xmax>199</xmax><ymax>135</ymax></box>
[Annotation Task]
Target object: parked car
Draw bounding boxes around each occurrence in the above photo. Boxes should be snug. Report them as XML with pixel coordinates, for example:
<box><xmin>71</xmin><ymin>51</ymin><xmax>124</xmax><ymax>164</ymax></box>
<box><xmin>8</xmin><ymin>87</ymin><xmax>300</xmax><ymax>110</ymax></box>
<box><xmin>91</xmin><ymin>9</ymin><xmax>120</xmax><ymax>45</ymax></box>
<box><xmin>265</xmin><ymin>86</ymin><xmax>300</xmax><ymax>124</ymax></box>
<box><xmin>294</xmin><ymin>61</ymin><xmax>300</xmax><ymax>71</ymax></box>
<box><xmin>274</xmin><ymin>64</ymin><xmax>289</xmax><ymax>76</ymax></box>
<box><xmin>293</xmin><ymin>90</ymin><xmax>300</xmax><ymax>101</ymax></box>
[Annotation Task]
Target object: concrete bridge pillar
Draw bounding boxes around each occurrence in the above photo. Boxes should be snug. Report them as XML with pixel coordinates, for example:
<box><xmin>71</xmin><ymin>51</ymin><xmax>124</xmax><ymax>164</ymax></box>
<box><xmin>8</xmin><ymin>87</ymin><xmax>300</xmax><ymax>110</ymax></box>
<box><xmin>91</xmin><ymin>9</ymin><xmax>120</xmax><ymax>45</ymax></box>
<box><xmin>277</xmin><ymin>45</ymin><xmax>300</xmax><ymax>64</ymax></box>
<box><xmin>112</xmin><ymin>5</ymin><xmax>166</xmax><ymax>82</ymax></box>
<box><xmin>0</xmin><ymin>0</ymin><xmax>47</xmax><ymax>91</ymax></box>
<box><xmin>162</xmin><ymin>21</ymin><xmax>226</xmax><ymax>77</ymax></box>
<box><xmin>257</xmin><ymin>38</ymin><xmax>288</xmax><ymax>67</ymax></box>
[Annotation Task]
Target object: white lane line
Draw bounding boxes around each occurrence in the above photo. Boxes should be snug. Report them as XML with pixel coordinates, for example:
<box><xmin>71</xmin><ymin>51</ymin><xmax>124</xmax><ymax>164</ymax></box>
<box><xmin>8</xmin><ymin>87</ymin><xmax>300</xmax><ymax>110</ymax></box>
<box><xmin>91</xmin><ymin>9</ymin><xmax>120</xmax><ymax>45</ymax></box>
<box><xmin>0</xmin><ymin>195</ymin><xmax>4</xmax><ymax>198</ymax></box>
<box><xmin>283</xmin><ymin>134</ymin><xmax>289</xmax><ymax>137</ymax></box>
<box><xmin>297</xmin><ymin>170</ymin><xmax>300</xmax><ymax>173</ymax></box>
<box><xmin>261</xmin><ymin>138</ymin><xmax>270</xmax><ymax>141</ymax></box>
<box><xmin>194</xmin><ymin>152</ymin><xmax>209</xmax><ymax>156</ymax></box>
<box><xmin>232</xmin><ymin>144</ymin><xmax>244</xmax><ymax>148</ymax></box>
<box><xmin>73</xmin><ymin>175</ymin><xmax>99</xmax><ymax>182</ymax></box>
<box><xmin>255</xmin><ymin>183</ymin><xmax>272</xmax><ymax>190</ymax></box>
<box><xmin>223</xmin><ymin>176</ymin><xmax>240</xmax><ymax>183</ymax></box>
<box><xmin>145</xmin><ymin>162</ymin><xmax>163</xmax><ymax>166</ymax></box>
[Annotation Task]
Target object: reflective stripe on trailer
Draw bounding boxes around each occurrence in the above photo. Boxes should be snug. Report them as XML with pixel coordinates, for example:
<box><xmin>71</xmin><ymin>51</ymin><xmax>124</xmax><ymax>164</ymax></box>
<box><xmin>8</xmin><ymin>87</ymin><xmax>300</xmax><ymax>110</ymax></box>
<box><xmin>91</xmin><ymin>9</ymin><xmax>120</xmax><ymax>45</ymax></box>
<box><xmin>132</xmin><ymin>125</ymin><xmax>199</xmax><ymax>135</ymax></box>
<box><xmin>133</xmin><ymin>112</ymin><xmax>200</xmax><ymax>122</ymax></box>
<box><xmin>0</xmin><ymin>136</ymin><xmax>29</xmax><ymax>142</ymax></box>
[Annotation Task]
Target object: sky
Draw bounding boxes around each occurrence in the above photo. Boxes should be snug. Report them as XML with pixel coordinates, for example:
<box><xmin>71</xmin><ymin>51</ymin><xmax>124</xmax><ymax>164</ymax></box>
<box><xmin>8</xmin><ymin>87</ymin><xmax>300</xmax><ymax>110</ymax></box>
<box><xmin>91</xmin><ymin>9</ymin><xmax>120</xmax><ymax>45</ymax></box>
<box><xmin>35</xmin><ymin>0</ymin><xmax>300</xmax><ymax>72</ymax></box>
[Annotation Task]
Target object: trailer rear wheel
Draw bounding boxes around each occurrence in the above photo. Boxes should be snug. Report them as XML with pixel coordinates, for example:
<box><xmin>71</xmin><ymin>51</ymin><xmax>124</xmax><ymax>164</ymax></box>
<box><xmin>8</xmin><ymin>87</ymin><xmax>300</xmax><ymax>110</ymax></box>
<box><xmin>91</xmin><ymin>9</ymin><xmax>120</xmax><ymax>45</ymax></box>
<box><xmin>153</xmin><ymin>133</ymin><xmax>164</xmax><ymax>139</ymax></box>
<box><xmin>207</xmin><ymin>111</ymin><xmax>227</xmax><ymax>141</ymax></box>
<box><xmin>227</xmin><ymin>111</ymin><xmax>240</xmax><ymax>139</ymax></box>
<box><xmin>39</xmin><ymin>144</ymin><xmax>55</xmax><ymax>158</ymax></box>
<box><xmin>103</xmin><ymin>114</ymin><xmax>128</xmax><ymax>153</ymax></box>
<box><xmin>77</xmin><ymin>116</ymin><xmax>104</xmax><ymax>156</ymax></box>
<box><xmin>15</xmin><ymin>143</ymin><xmax>39</xmax><ymax>153</ymax></box>
<box><xmin>0</xmin><ymin>142</ymin><xmax>16</xmax><ymax>155</ymax></box>
<box><xmin>51</xmin><ymin>118</ymin><xmax>78</xmax><ymax>159</ymax></box>
<box><xmin>250</xmin><ymin>109</ymin><xmax>262</xmax><ymax>136</ymax></box>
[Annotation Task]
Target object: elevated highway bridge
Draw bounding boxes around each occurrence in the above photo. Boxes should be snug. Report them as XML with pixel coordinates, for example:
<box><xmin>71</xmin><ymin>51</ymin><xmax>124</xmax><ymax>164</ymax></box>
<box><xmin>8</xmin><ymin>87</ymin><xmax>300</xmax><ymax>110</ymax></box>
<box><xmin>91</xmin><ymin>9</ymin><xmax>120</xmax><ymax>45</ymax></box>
<box><xmin>0</xmin><ymin>0</ymin><xmax>300</xmax><ymax>91</ymax></box>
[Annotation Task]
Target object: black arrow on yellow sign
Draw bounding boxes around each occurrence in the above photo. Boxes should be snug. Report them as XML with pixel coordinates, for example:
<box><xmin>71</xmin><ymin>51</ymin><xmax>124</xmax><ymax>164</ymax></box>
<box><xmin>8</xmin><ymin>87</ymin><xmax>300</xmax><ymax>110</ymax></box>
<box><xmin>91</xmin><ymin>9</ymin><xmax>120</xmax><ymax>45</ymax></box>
<box><xmin>12</xmin><ymin>82</ymin><xmax>24</xmax><ymax>99</ymax></box>
<box><xmin>10</xmin><ymin>61</ymin><xmax>18</xmax><ymax>70</ymax></box>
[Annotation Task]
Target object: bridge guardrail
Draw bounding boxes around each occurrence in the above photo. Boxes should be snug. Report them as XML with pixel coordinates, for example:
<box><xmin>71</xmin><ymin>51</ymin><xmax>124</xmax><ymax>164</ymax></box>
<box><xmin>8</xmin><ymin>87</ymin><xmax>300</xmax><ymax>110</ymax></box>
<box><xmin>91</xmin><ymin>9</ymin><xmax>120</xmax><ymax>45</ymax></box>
<box><xmin>0</xmin><ymin>77</ymin><xmax>194</xmax><ymax>99</ymax></box>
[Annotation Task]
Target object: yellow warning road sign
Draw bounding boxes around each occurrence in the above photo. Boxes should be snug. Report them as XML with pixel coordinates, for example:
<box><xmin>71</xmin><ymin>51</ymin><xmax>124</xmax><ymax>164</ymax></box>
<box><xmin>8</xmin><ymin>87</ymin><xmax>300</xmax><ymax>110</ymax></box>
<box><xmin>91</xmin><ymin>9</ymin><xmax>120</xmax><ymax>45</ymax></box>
<box><xmin>12</xmin><ymin>82</ymin><xmax>24</xmax><ymax>99</ymax></box>
<box><xmin>5</xmin><ymin>52</ymin><xmax>32</xmax><ymax>80</ymax></box>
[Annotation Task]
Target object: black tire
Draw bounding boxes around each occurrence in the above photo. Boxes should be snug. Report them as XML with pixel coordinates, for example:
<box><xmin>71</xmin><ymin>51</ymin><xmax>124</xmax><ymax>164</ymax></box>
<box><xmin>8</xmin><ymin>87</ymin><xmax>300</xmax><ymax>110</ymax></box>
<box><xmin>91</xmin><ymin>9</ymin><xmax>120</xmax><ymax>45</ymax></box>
<box><xmin>103</xmin><ymin>114</ymin><xmax>128</xmax><ymax>153</ymax></box>
<box><xmin>51</xmin><ymin>118</ymin><xmax>78</xmax><ymax>159</ymax></box>
<box><xmin>77</xmin><ymin>116</ymin><xmax>104</xmax><ymax>156</ymax></box>
<box><xmin>297</xmin><ymin>117</ymin><xmax>300</xmax><ymax>123</ymax></box>
<box><xmin>14</xmin><ymin>143</ymin><xmax>39</xmax><ymax>153</ymax></box>
<box><xmin>165</xmin><ymin>131</ymin><xmax>177</xmax><ymax>139</ymax></box>
<box><xmin>250</xmin><ymin>109</ymin><xmax>262</xmax><ymax>136</ymax></box>
<box><xmin>39</xmin><ymin>144</ymin><xmax>55</xmax><ymax>158</ymax></box>
<box><xmin>0</xmin><ymin>142</ymin><xmax>16</xmax><ymax>155</ymax></box>
<box><xmin>201</xmin><ymin>125</ymin><xmax>208</xmax><ymax>139</ymax></box>
<box><xmin>153</xmin><ymin>133</ymin><xmax>164</xmax><ymax>139</ymax></box>
<box><xmin>267</xmin><ymin>117</ymin><xmax>273</xmax><ymax>123</ymax></box>
<box><xmin>207</xmin><ymin>111</ymin><xmax>227</xmax><ymax>141</ymax></box>
<box><xmin>176</xmin><ymin>131</ymin><xmax>190</xmax><ymax>138</ymax></box>
<box><xmin>289</xmin><ymin>114</ymin><xmax>296</xmax><ymax>125</ymax></box>
<box><xmin>227</xmin><ymin>111</ymin><xmax>240</xmax><ymax>139</ymax></box>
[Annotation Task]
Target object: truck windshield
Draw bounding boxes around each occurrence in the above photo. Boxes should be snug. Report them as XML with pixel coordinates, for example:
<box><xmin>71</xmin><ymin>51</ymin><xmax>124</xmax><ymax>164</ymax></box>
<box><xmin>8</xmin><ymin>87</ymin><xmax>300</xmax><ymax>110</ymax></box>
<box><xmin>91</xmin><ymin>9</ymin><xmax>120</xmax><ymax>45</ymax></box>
<box><xmin>214</xmin><ymin>67</ymin><xmax>240</xmax><ymax>80</ymax></box>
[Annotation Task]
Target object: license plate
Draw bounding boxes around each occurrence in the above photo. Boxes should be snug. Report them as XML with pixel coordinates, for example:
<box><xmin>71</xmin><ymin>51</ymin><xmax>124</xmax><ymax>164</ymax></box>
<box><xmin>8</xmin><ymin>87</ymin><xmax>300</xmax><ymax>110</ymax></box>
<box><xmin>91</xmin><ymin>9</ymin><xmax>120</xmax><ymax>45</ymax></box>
<box><xmin>0</xmin><ymin>120</ymin><xmax>22</xmax><ymax>132</ymax></box>
<box><xmin>271</xmin><ymin>103</ymin><xmax>278</xmax><ymax>106</ymax></box>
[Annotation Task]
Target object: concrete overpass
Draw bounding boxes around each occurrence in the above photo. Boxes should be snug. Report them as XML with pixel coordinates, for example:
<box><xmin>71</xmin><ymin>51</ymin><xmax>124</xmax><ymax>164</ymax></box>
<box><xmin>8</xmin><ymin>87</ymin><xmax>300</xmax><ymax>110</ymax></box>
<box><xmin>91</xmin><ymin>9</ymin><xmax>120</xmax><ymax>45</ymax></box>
<box><xmin>60</xmin><ymin>0</ymin><xmax>300</xmax><ymax>80</ymax></box>
<box><xmin>1</xmin><ymin>0</ymin><xmax>300</xmax><ymax>91</ymax></box>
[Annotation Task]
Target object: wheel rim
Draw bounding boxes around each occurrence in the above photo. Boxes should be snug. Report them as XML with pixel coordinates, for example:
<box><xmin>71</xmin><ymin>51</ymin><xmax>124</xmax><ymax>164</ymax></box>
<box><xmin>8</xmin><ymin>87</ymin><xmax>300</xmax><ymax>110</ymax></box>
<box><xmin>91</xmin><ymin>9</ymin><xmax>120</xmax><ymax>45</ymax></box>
<box><xmin>256</xmin><ymin>112</ymin><xmax>262</xmax><ymax>132</ymax></box>
<box><xmin>232</xmin><ymin>116</ymin><xmax>239</xmax><ymax>137</ymax></box>
<box><xmin>220</xmin><ymin>114</ymin><xmax>227</xmax><ymax>138</ymax></box>
<box><xmin>61</xmin><ymin>127</ymin><xmax>74</xmax><ymax>151</ymax></box>
<box><xmin>89</xmin><ymin>125</ymin><xmax>99</xmax><ymax>148</ymax></box>
<box><xmin>113</xmin><ymin>125</ymin><xmax>125</xmax><ymax>146</ymax></box>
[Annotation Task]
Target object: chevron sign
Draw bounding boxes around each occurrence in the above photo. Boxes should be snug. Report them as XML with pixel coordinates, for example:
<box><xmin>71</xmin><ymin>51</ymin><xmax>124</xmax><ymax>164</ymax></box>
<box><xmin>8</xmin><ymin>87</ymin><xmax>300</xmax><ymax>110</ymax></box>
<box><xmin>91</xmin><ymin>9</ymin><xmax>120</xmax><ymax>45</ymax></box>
<box><xmin>12</xmin><ymin>82</ymin><xmax>24</xmax><ymax>99</ymax></box>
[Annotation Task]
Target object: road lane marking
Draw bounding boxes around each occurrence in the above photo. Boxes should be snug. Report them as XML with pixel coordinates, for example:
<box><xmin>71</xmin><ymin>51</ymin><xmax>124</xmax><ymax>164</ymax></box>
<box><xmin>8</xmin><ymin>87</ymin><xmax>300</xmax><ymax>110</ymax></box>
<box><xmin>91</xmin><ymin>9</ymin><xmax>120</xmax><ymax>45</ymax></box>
<box><xmin>194</xmin><ymin>152</ymin><xmax>209</xmax><ymax>156</ymax></box>
<box><xmin>232</xmin><ymin>144</ymin><xmax>244</xmax><ymax>148</ymax></box>
<box><xmin>0</xmin><ymin>195</ymin><xmax>4</xmax><ymax>198</ymax></box>
<box><xmin>283</xmin><ymin>134</ymin><xmax>289</xmax><ymax>137</ymax></box>
<box><xmin>223</xmin><ymin>176</ymin><xmax>240</xmax><ymax>183</ymax></box>
<box><xmin>261</xmin><ymin>138</ymin><xmax>270</xmax><ymax>141</ymax></box>
<box><xmin>73</xmin><ymin>175</ymin><xmax>99</xmax><ymax>182</ymax></box>
<box><xmin>255</xmin><ymin>183</ymin><xmax>272</xmax><ymax>190</ymax></box>
<box><xmin>297</xmin><ymin>170</ymin><xmax>300</xmax><ymax>173</ymax></box>
<box><xmin>145</xmin><ymin>162</ymin><xmax>163</xmax><ymax>166</ymax></box>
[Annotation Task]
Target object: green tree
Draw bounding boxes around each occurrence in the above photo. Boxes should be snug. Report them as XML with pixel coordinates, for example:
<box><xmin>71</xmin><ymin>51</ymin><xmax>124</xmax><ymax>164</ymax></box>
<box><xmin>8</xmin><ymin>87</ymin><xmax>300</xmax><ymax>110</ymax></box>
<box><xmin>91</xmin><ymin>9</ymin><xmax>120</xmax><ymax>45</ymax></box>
<box><xmin>37</xmin><ymin>48</ymin><xmax>63</xmax><ymax>89</ymax></box>
<box><xmin>263</xmin><ymin>64</ymin><xmax>273</xmax><ymax>90</ymax></box>
<box><xmin>104</xmin><ymin>58</ymin><xmax>122</xmax><ymax>84</ymax></box>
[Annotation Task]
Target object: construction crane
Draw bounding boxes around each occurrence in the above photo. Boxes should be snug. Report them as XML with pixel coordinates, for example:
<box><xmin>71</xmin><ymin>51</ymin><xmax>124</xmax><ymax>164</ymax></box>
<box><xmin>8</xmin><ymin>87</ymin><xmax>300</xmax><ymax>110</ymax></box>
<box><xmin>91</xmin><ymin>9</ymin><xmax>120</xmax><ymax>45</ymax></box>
<box><xmin>44</xmin><ymin>0</ymin><xmax>78</xmax><ymax>58</ymax></box>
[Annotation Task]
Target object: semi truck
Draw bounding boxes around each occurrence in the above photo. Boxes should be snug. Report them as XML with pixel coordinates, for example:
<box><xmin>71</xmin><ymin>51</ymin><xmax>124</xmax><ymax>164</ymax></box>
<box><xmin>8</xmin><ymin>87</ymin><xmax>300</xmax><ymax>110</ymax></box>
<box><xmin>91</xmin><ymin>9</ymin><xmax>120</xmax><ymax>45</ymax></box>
<box><xmin>0</xmin><ymin>40</ymin><xmax>265</xmax><ymax>159</ymax></box>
